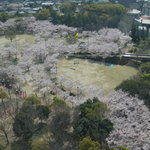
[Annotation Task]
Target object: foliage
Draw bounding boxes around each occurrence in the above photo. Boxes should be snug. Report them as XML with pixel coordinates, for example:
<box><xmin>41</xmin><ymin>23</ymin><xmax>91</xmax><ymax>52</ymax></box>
<box><xmin>50</xmin><ymin>111</ymin><xmax>71</xmax><ymax>149</ymax></box>
<box><xmin>14</xmin><ymin>18</ymin><xmax>27</xmax><ymax>34</ymax></box>
<box><xmin>116</xmin><ymin>74</ymin><xmax>150</xmax><ymax>109</ymax></box>
<box><xmin>0</xmin><ymin>12</ymin><xmax>12</xmax><ymax>22</ymax></box>
<box><xmin>52</xmin><ymin>96</ymin><xmax>67</xmax><ymax>106</ymax></box>
<box><xmin>140</xmin><ymin>63</ymin><xmax>150</xmax><ymax>74</ymax></box>
<box><xmin>66</xmin><ymin>33</ymin><xmax>78</xmax><ymax>44</ymax></box>
<box><xmin>50</xmin><ymin>2</ymin><xmax>126</xmax><ymax>30</ymax></box>
<box><xmin>36</xmin><ymin>9</ymin><xmax>50</xmax><ymax>20</ymax></box>
<box><xmin>118</xmin><ymin>15</ymin><xmax>132</xmax><ymax>34</ymax></box>
<box><xmin>130</xmin><ymin>24</ymin><xmax>140</xmax><ymax>44</ymax></box>
<box><xmin>0</xmin><ymin>88</ymin><xmax>8</xmax><ymax>113</ymax></box>
<box><xmin>60</xmin><ymin>2</ymin><xmax>77</xmax><ymax>14</ymax></box>
<box><xmin>36</xmin><ymin>105</ymin><xmax>50</xmax><ymax>121</ymax></box>
<box><xmin>24</xmin><ymin>95</ymin><xmax>41</xmax><ymax>105</ymax></box>
<box><xmin>138</xmin><ymin>40</ymin><xmax>150</xmax><ymax>51</ymax></box>
<box><xmin>20</xmin><ymin>104</ymin><xmax>37</xmax><ymax>119</ymax></box>
<box><xmin>13</xmin><ymin>112</ymin><xmax>34</xmax><ymax>139</ymax></box>
<box><xmin>132</xmin><ymin>39</ymin><xmax>150</xmax><ymax>54</ymax></box>
<box><xmin>0</xmin><ymin>144</ymin><xmax>4</xmax><ymax>150</ymax></box>
<box><xmin>83</xmin><ymin>3</ymin><xmax>126</xmax><ymax>15</ymax></box>
<box><xmin>11</xmin><ymin>140</ymin><xmax>31</xmax><ymax>150</ymax></box>
<box><xmin>50</xmin><ymin>96</ymin><xmax>69</xmax><ymax>112</ymax></box>
<box><xmin>74</xmin><ymin>117</ymin><xmax>113</xmax><ymax>142</ymax></box>
<box><xmin>0</xmin><ymin>71</ymin><xmax>16</xmax><ymax>89</ymax></box>
<box><xmin>13</xmin><ymin>95</ymin><xmax>50</xmax><ymax>147</ymax></box>
<box><xmin>0</xmin><ymin>116</ymin><xmax>13</xmax><ymax>146</ymax></box>
<box><xmin>112</xmin><ymin>146</ymin><xmax>131</xmax><ymax>150</ymax></box>
<box><xmin>130</xmin><ymin>24</ymin><xmax>150</xmax><ymax>48</ymax></box>
<box><xmin>74</xmin><ymin>98</ymin><xmax>113</xmax><ymax>142</ymax></box>
<box><xmin>0</xmin><ymin>88</ymin><xmax>8</xmax><ymax>100</ymax></box>
<box><xmin>79</xmin><ymin>97</ymin><xmax>110</xmax><ymax>119</ymax></box>
<box><xmin>31</xmin><ymin>140</ymin><xmax>49</xmax><ymax>150</ymax></box>
<box><xmin>4</xmin><ymin>26</ymin><xmax>16</xmax><ymax>42</ymax></box>
<box><xmin>79</xmin><ymin>136</ymin><xmax>101</xmax><ymax>150</ymax></box>
<box><xmin>141</xmin><ymin>73</ymin><xmax>150</xmax><ymax>81</ymax></box>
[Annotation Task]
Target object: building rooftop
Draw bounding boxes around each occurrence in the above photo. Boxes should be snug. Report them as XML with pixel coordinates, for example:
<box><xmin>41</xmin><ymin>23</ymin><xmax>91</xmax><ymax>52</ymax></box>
<box><xmin>32</xmin><ymin>7</ymin><xmax>41</xmax><ymax>11</ymax></box>
<box><xmin>135</xmin><ymin>15</ymin><xmax>150</xmax><ymax>25</ymax></box>
<box><xmin>128</xmin><ymin>9</ymin><xmax>141</xmax><ymax>15</ymax></box>
<box><xmin>42</xmin><ymin>2</ymin><xmax>54</xmax><ymax>6</ymax></box>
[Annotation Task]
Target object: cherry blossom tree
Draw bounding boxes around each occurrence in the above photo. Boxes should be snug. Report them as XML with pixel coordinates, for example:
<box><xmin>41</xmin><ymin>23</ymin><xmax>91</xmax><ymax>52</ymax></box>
<box><xmin>29</xmin><ymin>64</ymin><xmax>54</xmax><ymax>91</ymax></box>
<box><xmin>18</xmin><ymin>55</ymin><xmax>33</xmax><ymax>72</ymax></box>
<box><xmin>44</xmin><ymin>54</ymin><xmax>59</xmax><ymax>74</ymax></box>
<box><xmin>0</xmin><ymin>112</ymin><xmax>13</xmax><ymax>146</ymax></box>
<box><xmin>0</xmin><ymin>44</ymin><xmax>18</xmax><ymax>60</ymax></box>
<box><xmin>104</xmin><ymin>90</ymin><xmax>150</xmax><ymax>150</ymax></box>
<box><xmin>0</xmin><ymin>66</ymin><xmax>22</xmax><ymax>91</ymax></box>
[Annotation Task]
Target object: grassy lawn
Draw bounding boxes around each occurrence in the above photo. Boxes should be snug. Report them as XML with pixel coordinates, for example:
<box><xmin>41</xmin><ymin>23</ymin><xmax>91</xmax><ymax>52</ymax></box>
<box><xmin>0</xmin><ymin>34</ymin><xmax>35</xmax><ymax>49</ymax></box>
<box><xmin>57</xmin><ymin>58</ymin><xmax>138</xmax><ymax>94</ymax></box>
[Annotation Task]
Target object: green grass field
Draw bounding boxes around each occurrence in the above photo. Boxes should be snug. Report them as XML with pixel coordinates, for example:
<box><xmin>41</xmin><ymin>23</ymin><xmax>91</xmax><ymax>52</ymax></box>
<box><xmin>58</xmin><ymin>58</ymin><xmax>138</xmax><ymax>94</ymax></box>
<box><xmin>0</xmin><ymin>34</ymin><xmax>35</xmax><ymax>49</ymax></box>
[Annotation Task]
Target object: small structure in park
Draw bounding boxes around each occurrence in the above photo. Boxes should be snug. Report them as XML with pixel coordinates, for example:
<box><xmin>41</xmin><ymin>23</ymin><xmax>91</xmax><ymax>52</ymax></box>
<box><xmin>134</xmin><ymin>0</ymin><xmax>150</xmax><ymax>36</ymax></box>
<box><xmin>135</xmin><ymin>15</ymin><xmax>150</xmax><ymax>36</ymax></box>
<box><xmin>128</xmin><ymin>9</ymin><xmax>141</xmax><ymax>18</ymax></box>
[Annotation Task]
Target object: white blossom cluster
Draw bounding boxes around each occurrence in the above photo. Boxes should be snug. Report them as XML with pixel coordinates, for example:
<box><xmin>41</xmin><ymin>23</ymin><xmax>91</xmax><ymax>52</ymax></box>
<box><xmin>0</xmin><ymin>19</ymin><xmax>16</xmax><ymax>35</ymax></box>
<box><xmin>103</xmin><ymin>91</ymin><xmax>150</xmax><ymax>150</ymax></box>
<box><xmin>23</xmin><ymin>17</ymin><xmax>77</xmax><ymax>36</ymax></box>
<box><xmin>0</xmin><ymin>65</ymin><xmax>22</xmax><ymax>81</ymax></box>
<box><xmin>0</xmin><ymin>17</ymin><xmax>132</xmax><ymax>57</ymax></box>
<box><xmin>79</xmin><ymin>28</ymin><xmax>131</xmax><ymax>57</ymax></box>
<box><xmin>0</xmin><ymin>43</ymin><xmax>18</xmax><ymax>59</ymax></box>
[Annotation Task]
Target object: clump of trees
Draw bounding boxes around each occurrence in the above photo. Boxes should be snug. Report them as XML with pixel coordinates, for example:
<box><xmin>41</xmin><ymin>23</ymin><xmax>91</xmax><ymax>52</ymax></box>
<box><xmin>4</xmin><ymin>26</ymin><xmax>16</xmax><ymax>42</ymax></box>
<box><xmin>116</xmin><ymin>62</ymin><xmax>150</xmax><ymax>109</ymax></box>
<box><xmin>66</xmin><ymin>32</ymin><xmax>78</xmax><ymax>44</ymax></box>
<box><xmin>130</xmin><ymin>39</ymin><xmax>150</xmax><ymax>54</ymax></box>
<box><xmin>79</xmin><ymin>136</ymin><xmax>100</xmax><ymax>150</ymax></box>
<box><xmin>36</xmin><ymin>9</ymin><xmax>50</xmax><ymax>20</ymax></box>
<box><xmin>35</xmin><ymin>2</ymin><xmax>126</xmax><ymax>31</ymax></box>
<box><xmin>73</xmin><ymin>98</ymin><xmax>113</xmax><ymax>149</ymax></box>
<box><xmin>11</xmin><ymin>96</ymin><xmax>114</xmax><ymax>150</ymax></box>
<box><xmin>0</xmin><ymin>12</ymin><xmax>14</xmax><ymax>23</ymax></box>
<box><xmin>112</xmin><ymin>146</ymin><xmax>131</xmax><ymax>150</ymax></box>
<box><xmin>129</xmin><ymin>23</ymin><xmax>150</xmax><ymax>54</ymax></box>
<box><xmin>12</xmin><ymin>95</ymin><xmax>50</xmax><ymax>149</ymax></box>
<box><xmin>106</xmin><ymin>90</ymin><xmax>150</xmax><ymax>149</ymax></box>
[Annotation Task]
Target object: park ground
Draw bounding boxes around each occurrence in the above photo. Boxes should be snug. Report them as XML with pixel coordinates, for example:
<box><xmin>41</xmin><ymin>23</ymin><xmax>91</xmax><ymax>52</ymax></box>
<box><xmin>0</xmin><ymin>34</ymin><xmax>35</xmax><ymax>49</ymax></box>
<box><xmin>57</xmin><ymin>58</ymin><xmax>138</xmax><ymax>94</ymax></box>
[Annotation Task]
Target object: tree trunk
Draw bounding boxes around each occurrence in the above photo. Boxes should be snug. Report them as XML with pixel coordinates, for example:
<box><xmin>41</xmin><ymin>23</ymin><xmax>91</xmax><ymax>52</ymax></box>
<box><xmin>1</xmin><ymin>99</ymin><xmax>6</xmax><ymax>114</ymax></box>
<box><xmin>8</xmin><ymin>90</ymin><xmax>11</xmax><ymax>100</ymax></box>
<box><xmin>3</xmin><ymin>129</ymin><xmax>9</xmax><ymax>146</ymax></box>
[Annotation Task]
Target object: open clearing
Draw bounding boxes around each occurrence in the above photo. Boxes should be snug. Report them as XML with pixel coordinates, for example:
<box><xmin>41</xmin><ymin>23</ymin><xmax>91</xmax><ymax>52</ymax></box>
<box><xmin>58</xmin><ymin>58</ymin><xmax>138</xmax><ymax>94</ymax></box>
<box><xmin>0</xmin><ymin>34</ymin><xmax>35</xmax><ymax>49</ymax></box>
